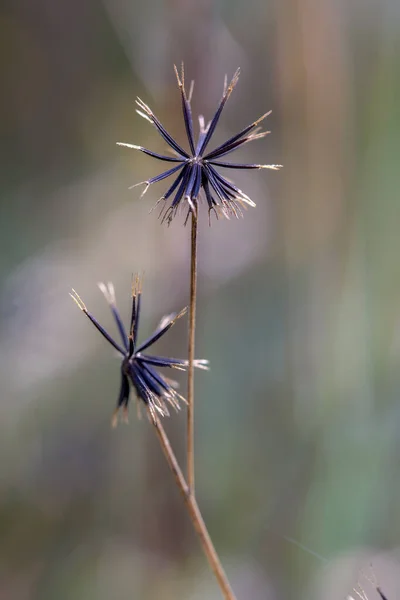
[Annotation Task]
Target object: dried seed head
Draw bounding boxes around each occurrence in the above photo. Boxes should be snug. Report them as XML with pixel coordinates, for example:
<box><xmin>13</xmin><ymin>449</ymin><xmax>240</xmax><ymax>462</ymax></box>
<box><xmin>70</xmin><ymin>281</ymin><xmax>208</xmax><ymax>424</ymax></box>
<box><xmin>118</xmin><ymin>65</ymin><xmax>282</xmax><ymax>224</ymax></box>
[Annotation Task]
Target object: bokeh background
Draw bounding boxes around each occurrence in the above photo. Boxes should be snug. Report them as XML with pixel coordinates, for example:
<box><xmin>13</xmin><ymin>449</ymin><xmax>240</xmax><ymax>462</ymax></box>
<box><xmin>1</xmin><ymin>0</ymin><xmax>400</xmax><ymax>598</ymax></box>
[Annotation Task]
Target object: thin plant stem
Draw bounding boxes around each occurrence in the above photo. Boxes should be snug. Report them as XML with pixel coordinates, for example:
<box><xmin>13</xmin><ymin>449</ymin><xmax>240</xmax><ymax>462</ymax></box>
<box><xmin>187</xmin><ymin>208</ymin><xmax>198</xmax><ymax>494</ymax></box>
<box><xmin>151</xmin><ymin>412</ymin><xmax>237</xmax><ymax>600</ymax></box>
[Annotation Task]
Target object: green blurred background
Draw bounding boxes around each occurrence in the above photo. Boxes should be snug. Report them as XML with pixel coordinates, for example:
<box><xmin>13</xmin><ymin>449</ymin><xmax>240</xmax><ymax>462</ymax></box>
<box><xmin>1</xmin><ymin>0</ymin><xmax>400</xmax><ymax>598</ymax></box>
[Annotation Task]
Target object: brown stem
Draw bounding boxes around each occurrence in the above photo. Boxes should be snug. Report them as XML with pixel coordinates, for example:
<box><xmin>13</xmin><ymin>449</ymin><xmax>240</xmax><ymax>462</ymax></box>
<box><xmin>187</xmin><ymin>209</ymin><xmax>198</xmax><ymax>493</ymax></box>
<box><xmin>151</xmin><ymin>412</ymin><xmax>237</xmax><ymax>600</ymax></box>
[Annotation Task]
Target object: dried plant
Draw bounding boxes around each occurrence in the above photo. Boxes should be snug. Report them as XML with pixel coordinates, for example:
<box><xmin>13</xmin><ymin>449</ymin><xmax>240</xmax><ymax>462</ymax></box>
<box><xmin>118</xmin><ymin>64</ymin><xmax>281</xmax><ymax>501</ymax></box>
<box><xmin>72</xmin><ymin>65</ymin><xmax>282</xmax><ymax>600</ymax></box>
<box><xmin>70</xmin><ymin>277</ymin><xmax>208</xmax><ymax>425</ymax></box>
<box><xmin>118</xmin><ymin>64</ymin><xmax>282</xmax><ymax>225</ymax></box>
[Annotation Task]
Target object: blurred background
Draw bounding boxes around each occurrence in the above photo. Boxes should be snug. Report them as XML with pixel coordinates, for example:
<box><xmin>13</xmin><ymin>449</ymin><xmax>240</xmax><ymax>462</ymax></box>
<box><xmin>1</xmin><ymin>0</ymin><xmax>400</xmax><ymax>598</ymax></box>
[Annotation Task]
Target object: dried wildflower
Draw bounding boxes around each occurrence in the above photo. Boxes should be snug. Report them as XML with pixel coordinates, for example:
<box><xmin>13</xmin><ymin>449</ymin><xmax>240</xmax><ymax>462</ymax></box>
<box><xmin>118</xmin><ymin>64</ymin><xmax>282</xmax><ymax>224</ymax></box>
<box><xmin>70</xmin><ymin>277</ymin><xmax>208</xmax><ymax>425</ymax></box>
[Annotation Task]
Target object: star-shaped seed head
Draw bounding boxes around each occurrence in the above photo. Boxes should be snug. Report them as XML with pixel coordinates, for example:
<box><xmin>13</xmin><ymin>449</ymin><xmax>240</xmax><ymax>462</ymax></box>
<box><xmin>118</xmin><ymin>64</ymin><xmax>282</xmax><ymax>225</ymax></box>
<box><xmin>70</xmin><ymin>276</ymin><xmax>208</xmax><ymax>426</ymax></box>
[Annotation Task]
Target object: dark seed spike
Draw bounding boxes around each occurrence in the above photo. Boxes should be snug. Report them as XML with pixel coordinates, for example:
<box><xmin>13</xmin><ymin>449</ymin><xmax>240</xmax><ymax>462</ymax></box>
<box><xmin>136</xmin><ymin>97</ymin><xmax>189</xmax><ymax>158</ymax></box>
<box><xmin>203</xmin><ymin>131</ymin><xmax>270</xmax><ymax>161</ymax></box>
<box><xmin>155</xmin><ymin>167</ymin><xmax>187</xmax><ymax>220</ymax></box>
<box><xmin>130</xmin><ymin>282</ymin><xmax>137</xmax><ymax>332</ymax></box>
<box><xmin>204</xmin><ymin>166</ymin><xmax>238</xmax><ymax>219</ymax></box>
<box><xmin>174</xmin><ymin>64</ymin><xmax>196</xmax><ymax>155</ymax></box>
<box><xmin>116</xmin><ymin>143</ymin><xmax>184</xmax><ymax>163</ymax></box>
<box><xmin>214</xmin><ymin>181</ymin><xmax>241</xmax><ymax>216</ymax></box>
<box><xmin>131</xmin><ymin>363</ymin><xmax>169</xmax><ymax>417</ymax></box>
<box><xmin>70</xmin><ymin>289</ymin><xmax>126</xmax><ymax>355</ymax></box>
<box><xmin>207</xmin><ymin>170</ymin><xmax>246</xmax><ymax>217</ymax></box>
<box><xmin>133</xmin><ymin>291</ymin><xmax>141</xmax><ymax>352</ymax></box>
<box><xmin>137</xmin><ymin>361</ymin><xmax>164</xmax><ymax>399</ymax></box>
<box><xmin>145</xmin><ymin>163</ymin><xmax>184</xmax><ymax>186</ymax></box>
<box><xmin>87</xmin><ymin>312</ymin><xmax>126</xmax><ymax>354</ymax></box>
<box><xmin>170</xmin><ymin>164</ymin><xmax>192</xmax><ymax>209</ymax></box>
<box><xmin>198</xmin><ymin>68</ymin><xmax>240</xmax><ymax>156</ymax></box>
<box><xmin>111</xmin><ymin>371</ymin><xmax>131</xmax><ymax>427</ymax></box>
<box><xmin>202</xmin><ymin>111</ymin><xmax>271</xmax><ymax>159</ymax></box>
<box><xmin>140</xmin><ymin>361</ymin><xmax>174</xmax><ymax>394</ymax></box>
<box><xmin>129</xmin><ymin>362</ymin><xmax>151</xmax><ymax>405</ymax></box>
<box><xmin>208</xmin><ymin>165</ymin><xmax>256</xmax><ymax>209</ymax></box>
<box><xmin>117</xmin><ymin>371</ymin><xmax>130</xmax><ymax>407</ymax></box>
<box><xmin>130</xmin><ymin>163</ymin><xmax>185</xmax><ymax>195</ymax></box>
<box><xmin>207</xmin><ymin>165</ymin><xmax>236</xmax><ymax>191</ymax></box>
<box><xmin>111</xmin><ymin>307</ymin><xmax>128</xmax><ymax>350</ymax></box>
<box><xmin>209</xmin><ymin>160</ymin><xmax>280</xmax><ymax>170</ymax></box>
<box><xmin>196</xmin><ymin>136</ymin><xmax>206</xmax><ymax>155</ymax></box>
<box><xmin>140</xmin><ymin>362</ymin><xmax>182</xmax><ymax>413</ymax></box>
<box><xmin>208</xmin><ymin>166</ymin><xmax>235</xmax><ymax>194</ymax></box>
<box><xmin>213</xmin><ymin>181</ymin><xmax>241</xmax><ymax>218</ymax></box>
<box><xmin>204</xmin><ymin>165</ymin><xmax>231</xmax><ymax>203</ymax></box>
<box><xmin>376</xmin><ymin>588</ymin><xmax>388</xmax><ymax>600</ymax></box>
<box><xmin>191</xmin><ymin>163</ymin><xmax>202</xmax><ymax>200</ymax></box>
<box><xmin>138</xmin><ymin>355</ymin><xmax>188</xmax><ymax>369</ymax></box>
<box><xmin>129</xmin><ymin>332</ymin><xmax>134</xmax><ymax>356</ymax></box>
<box><xmin>78</xmin><ymin>312</ymin><xmax>125</xmax><ymax>355</ymax></box>
<box><xmin>212</xmin><ymin>174</ymin><xmax>244</xmax><ymax>212</ymax></box>
<box><xmin>160</xmin><ymin>171</ymin><xmax>192</xmax><ymax>225</ymax></box>
<box><xmin>98</xmin><ymin>283</ymin><xmax>129</xmax><ymax>352</ymax></box>
<box><xmin>183</xmin><ymin>163</ymin><xmax>198</xmax><ymax>202</ymax></box>
<box><xmin>163</xmin><ymin>165</ymin><xmax>188</xmax><ymax>200</ymax></box>
<box><xmin>208</xmin><ymin>165</ymin><xmax>251</xmax><ymax>199</ymax></box>
<box><xmin>202</xmin><ymin>172</ymin><xmax>218</xmax><ymax>209</ymax></box>
<box><xmin>135</xmin><ymin>308</ymin><xmax>187</xmax><ymax>353</ymax></box>
<box><xmin>139</xmin><ymin>353</ymin><xmax>208</xmax><ymax>371</ymax></box>
<box><xmin>128</xmin><ymin>279</ymin><xmax>137</xmax><ymax>357</ymax></box>
<box><xmin>202</xmin><ymin>172</ymin><xmax>220</xmax><ymax>225</ymax></box>
<box><xmin>184</xmin><ymin>164</ymin><xmax>201</xmax><ymax>213</ymax></box>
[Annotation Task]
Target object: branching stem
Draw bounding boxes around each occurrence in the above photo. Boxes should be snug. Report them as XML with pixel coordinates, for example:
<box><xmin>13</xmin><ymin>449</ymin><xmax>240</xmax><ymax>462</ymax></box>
<box><xmin>151</xmin><ymin>413</ymin><xmax>237</xmax><ymax>600</ymax></box>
